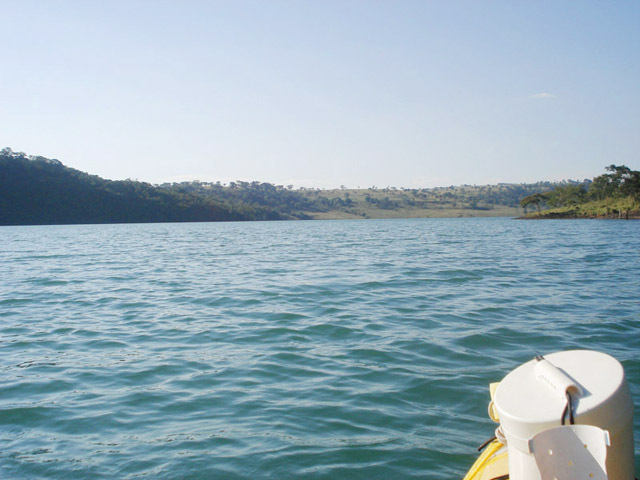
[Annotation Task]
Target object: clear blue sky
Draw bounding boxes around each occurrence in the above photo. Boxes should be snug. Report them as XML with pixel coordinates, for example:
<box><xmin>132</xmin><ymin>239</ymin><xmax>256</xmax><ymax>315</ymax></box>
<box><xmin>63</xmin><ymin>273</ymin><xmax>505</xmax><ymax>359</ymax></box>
<box><xmin>2</xmin><ymin>0</ymin><xmax>638</xmax><ymax>188</ymax></box>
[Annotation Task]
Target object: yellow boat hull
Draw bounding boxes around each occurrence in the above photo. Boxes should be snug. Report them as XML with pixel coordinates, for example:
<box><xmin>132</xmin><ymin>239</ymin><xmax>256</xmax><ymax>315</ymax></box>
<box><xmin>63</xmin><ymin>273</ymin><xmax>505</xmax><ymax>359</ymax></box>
<box><xmin>462</xmin><ymin>439</ymin><xmax>509</xmax><ymax>480</ymax></box>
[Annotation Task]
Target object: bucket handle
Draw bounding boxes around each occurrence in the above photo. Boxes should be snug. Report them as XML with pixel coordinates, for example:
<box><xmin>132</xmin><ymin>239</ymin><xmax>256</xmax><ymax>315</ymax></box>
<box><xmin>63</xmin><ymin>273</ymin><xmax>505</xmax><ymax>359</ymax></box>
<box><xmin>534</xmin><ymin>355</ymin><xmax>583</xmax><ymax>400</ymax></box>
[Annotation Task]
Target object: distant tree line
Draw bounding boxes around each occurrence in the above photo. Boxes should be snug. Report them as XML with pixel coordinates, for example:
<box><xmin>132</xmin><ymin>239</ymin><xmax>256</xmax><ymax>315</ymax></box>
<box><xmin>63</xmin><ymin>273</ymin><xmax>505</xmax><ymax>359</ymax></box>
<box><xmin>357</xmin><ymin>182</ymin><xmax>559</xmax><ymax>211</ymax></box>
<box><xmin>160</xmin><ymin>180</ymin><xmax>315</xmax><ymax>219</ymax></box>
<box><xmin>163</xmin><ymin>180</ymin><xmax>558</xmax><ymax>215</ymax></box>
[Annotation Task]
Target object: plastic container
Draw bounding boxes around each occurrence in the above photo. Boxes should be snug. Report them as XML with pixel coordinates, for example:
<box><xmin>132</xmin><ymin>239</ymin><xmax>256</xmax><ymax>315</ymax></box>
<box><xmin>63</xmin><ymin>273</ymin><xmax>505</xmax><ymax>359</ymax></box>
<box><xmin>494</xmin><ymin>350</ymin><xmax>634</xmax><ymax>479</ymax></box>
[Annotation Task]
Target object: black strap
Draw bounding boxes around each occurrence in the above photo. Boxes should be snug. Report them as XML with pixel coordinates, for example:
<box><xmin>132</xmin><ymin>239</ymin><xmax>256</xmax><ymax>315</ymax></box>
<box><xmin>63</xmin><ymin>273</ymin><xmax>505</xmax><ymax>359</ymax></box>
<box><xmin>561</xmin><ymin>390</ymin><xmax>575</xmax><ymax>425</ymax></box>
<box><xmin>477</xmin><ymin>436</ymin><xmax>497</xmax><ymax>452</ymax></box>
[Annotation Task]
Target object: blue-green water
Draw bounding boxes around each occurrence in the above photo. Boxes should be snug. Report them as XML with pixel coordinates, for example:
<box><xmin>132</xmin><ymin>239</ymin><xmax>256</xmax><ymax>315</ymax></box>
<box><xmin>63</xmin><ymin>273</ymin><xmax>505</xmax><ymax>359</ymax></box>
<box><xmin>1</xmin><ymin>218</ymin><xmax>638</xmax><ymax>479</ymax></box>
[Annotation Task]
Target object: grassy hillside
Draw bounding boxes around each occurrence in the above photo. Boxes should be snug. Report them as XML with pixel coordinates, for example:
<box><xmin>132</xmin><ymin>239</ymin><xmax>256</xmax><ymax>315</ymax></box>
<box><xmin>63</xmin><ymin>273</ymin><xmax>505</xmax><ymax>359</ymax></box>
<box><xmin>173</xmin><ymin>181</ymin><xmax>560</xmax><ymax>220</ymax></box>
<box><xmin>294</xmin><ymin>186</ymin><xmax>526</xmax><ymax>219</ymax></box>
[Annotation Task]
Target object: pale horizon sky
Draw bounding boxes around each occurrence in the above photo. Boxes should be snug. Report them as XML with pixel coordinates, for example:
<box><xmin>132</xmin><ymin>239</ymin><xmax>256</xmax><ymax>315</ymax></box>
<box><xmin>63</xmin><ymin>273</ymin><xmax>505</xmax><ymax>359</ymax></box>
<box><xmin>1</xmin><ymin>0</ymin><xmax>638</xmax><ymax>188</ymax></box>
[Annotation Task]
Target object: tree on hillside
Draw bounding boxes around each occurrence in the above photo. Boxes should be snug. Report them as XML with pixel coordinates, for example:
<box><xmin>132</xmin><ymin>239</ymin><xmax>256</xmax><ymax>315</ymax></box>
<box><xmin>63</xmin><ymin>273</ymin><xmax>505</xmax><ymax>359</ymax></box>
<box><xmin>615</xmin><ymin>166</ymin><xmax>640</xmax><ymax>201</ymax></box>
<box><xmin>520</xmin><ymin>193</ymin><xmax>547</xmax><ymax>213</ymax></box>
<box><xmin>589</xmin><ymin>165</ymin><xmax>640</xmax><ymax>201</ymax></box>
<box><xmin>546</xmin><ymin>184</ymin><xmax>587</xmax><ymax>207</ymax></box>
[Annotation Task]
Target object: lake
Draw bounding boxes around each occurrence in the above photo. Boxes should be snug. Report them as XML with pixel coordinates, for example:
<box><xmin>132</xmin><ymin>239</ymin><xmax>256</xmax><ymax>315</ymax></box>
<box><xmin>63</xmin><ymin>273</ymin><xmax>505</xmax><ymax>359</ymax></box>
<box><xmin>1</xmin><ymin>217</ymin><xmax>638</xmax><ymax>478</ymax></box>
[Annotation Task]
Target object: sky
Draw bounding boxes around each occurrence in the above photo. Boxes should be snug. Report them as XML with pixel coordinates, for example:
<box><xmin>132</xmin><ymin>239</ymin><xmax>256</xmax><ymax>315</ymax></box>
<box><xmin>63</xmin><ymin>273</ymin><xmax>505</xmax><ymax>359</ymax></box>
<box><xmin>1</xmin><ymin>0</ymin><xmax>639</xmax><ymax>189</ymax></box>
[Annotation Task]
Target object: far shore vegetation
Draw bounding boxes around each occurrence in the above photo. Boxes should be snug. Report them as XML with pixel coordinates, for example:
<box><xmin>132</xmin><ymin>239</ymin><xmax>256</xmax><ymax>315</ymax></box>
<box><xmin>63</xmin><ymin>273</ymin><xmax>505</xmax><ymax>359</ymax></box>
<box><xmin>520</xmin><ymin>165</ymin><xmax>640</xmax><ymax>219</ymax></box>
<box><xmin>1</xmin><ymin>147</ymin><xmax>638</xmax><ymax>225</ymax></box>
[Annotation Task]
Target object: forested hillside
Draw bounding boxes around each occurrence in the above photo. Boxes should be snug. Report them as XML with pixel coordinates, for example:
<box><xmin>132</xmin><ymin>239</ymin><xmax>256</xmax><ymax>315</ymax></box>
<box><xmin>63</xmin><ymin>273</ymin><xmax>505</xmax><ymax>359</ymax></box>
<box><xmin>0</xmin><ymin>148</ymin><xmax>273</xmax><ymax>225</ymax></box>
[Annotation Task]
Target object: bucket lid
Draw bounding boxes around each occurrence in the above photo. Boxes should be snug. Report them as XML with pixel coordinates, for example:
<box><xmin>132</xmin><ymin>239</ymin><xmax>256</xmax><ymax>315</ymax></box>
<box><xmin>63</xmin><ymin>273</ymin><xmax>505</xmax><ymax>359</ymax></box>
<box><xmin>494</xmin><ymin>350</ymin><xmax>631</xmax><ymax>444</ymax></box>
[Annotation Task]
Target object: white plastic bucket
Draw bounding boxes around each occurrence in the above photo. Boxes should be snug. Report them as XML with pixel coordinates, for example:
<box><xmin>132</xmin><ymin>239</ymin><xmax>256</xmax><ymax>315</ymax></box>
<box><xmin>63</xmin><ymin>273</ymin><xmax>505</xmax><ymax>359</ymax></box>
<box><xmin>494</xmin><ymin>350</ymin><xmax>634</xmax><ymax>480</ymax></box>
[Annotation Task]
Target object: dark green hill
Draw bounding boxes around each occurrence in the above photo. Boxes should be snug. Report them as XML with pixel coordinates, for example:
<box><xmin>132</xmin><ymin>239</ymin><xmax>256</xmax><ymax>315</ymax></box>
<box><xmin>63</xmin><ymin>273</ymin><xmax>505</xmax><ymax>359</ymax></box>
<box><xmin>0</xmin><ymin>148</ymin><xmax>274</xmax><ymax>225</ymax></box>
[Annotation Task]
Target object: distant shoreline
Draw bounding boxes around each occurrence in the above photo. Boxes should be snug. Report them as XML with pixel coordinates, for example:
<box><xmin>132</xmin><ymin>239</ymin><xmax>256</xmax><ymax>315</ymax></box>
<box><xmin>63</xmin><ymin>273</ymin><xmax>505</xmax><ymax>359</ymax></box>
<box><xmin>519</xmin><ymin>211</ymin><xmax>640</xmax><ymax>220</ymax></box>
<box><xmin>1</xmin><ymin>213</ymin><xmax>519</xmax><ymax>228</ymax></box>
<box><xmin>4</xmin><ymin>148</ymin><xmax>638</xmax><ymax>226</ymax></box>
